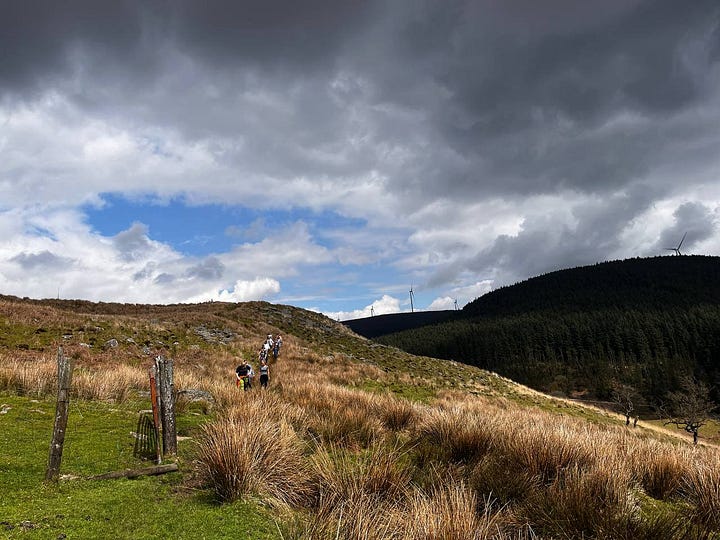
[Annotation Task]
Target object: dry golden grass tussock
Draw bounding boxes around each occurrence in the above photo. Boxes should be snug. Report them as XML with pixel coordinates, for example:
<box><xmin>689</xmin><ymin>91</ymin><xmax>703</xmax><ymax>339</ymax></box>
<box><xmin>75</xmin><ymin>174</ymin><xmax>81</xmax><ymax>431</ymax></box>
<box><xmin>195</xmin><ymin>400</ymin><xmax>312</xmax><ymax>506</ymax></box>
<box><xmin>277</xmin><ymin>379</ymin><xmax>387</xmax><ymax>447</ymax></box>
<box><xmin>402</xmin><ymin>484</ymin><xmax>505</xmax><ymax>540</ymax></box>
<box><xmin>310</xmin><ymin>442</ymin><xmax>413</xmax><ymax>509</ymax></box>
<box><xmin>501</xmin><ymin>422</ymin><xmax>597</xmax><ymax>483</ymax></box>
<box><xmin>72</xmin><ymin>363</ymin><xmax>146</xmax><ymax>402</ymax></box>
<box><xmin>681</xmin><ymin>455</ymin><xmax>720</xmax><ymax>529</ymax></box>
<box><xmin>627</xmin><ymin>439</ymin><xmax>695</xmax><ymax>500</ymax></box>
<box><xmin>0</xmin><ymin>356</ymin><xmax>56</xmax><ymax>396</ymax></box>
<box><xmin>370</xmin><ymin>392</ymin><xmax>422</xmax><ymax>433</ymax></box>
<box><xmin>286</xmin><ymin>490</ymin><xmax>402</xmax><ymax>540</ymax></box>
<box><xmin>523</xmin><ymin>455</ymin><xmax>637</xmax><ymax>539</ymax></box>
<box><xmin>413</xmin><ymin>405</ymin><xmax>497</xmax><ymax>465</ymax></box>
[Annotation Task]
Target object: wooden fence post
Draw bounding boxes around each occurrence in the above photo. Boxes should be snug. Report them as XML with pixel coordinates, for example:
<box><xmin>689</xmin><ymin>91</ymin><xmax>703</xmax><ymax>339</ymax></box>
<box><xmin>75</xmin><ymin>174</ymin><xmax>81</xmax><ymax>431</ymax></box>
<box><xmin>148</xmin><ymin>364</ymin><xmax>163</xmax><ymax>464</ymax></box>
<box><xmin>45</xmin><ymin>347</ymin><xmax>73</xmax><ymax>481</ymax></box>
<box><xmin>156</xmin><ymin>356</ymin><xmax>177</xmax><ymax>456</ymax></box>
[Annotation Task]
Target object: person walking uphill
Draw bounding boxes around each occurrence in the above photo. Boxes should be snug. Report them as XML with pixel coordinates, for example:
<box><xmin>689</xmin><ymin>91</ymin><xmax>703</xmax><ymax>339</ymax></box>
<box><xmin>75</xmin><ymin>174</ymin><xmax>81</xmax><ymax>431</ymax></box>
<box><xmin>235</xmin><ymin>359</ymin><xmax>250</xmax><ymax>391</ymax></box>
<box><xmin>259</xmin><ymin>358</ymin><xmax>270</xmax><ymax>389</ymax></box>
<box><xmin>273</xmin><ymin>335</ymin><xmax>283</xmax><ymax>360</ymax></box>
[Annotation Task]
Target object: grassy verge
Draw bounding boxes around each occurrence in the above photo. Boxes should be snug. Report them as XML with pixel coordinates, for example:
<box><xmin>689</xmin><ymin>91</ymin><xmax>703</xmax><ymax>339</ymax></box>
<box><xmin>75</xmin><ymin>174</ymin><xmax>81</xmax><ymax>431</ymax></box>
<box><xmin>0</xmin><ymin>393</ymin><xmax>281</xmax><ymax>540</ymax></box>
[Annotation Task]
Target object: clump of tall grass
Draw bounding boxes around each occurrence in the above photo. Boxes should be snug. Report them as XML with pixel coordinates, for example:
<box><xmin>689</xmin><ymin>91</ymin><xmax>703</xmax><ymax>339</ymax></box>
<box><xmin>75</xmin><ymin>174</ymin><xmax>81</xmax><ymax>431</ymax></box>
<box><xmin>0</xmin><ymin>357</ymin><xmax>56</xmax><ymax>396</ymax></box>
<box><xmin>681</xmin><ymin>458</ymin><xmax>720</xmax><ymax>530</ymax></box>
<box><xmin>371</xmin><ymin>393</ymin><xmax>421</xmax><ymax>432</ymax></box>
<box><xmin>310</xmin><ymin>442</ymin><xmax>412</xmax><ymax>508</ymax></box>
<box><xmin>402</xmin><ymin>483</ymin><xmax>505</xmax><ymax>540</ymax></box>
<box><xmin>469</xmin><ymin>454</ymin><xmax>539</xmax><ymax>508</ymax></box>
<box><xmin>195</xmin><ymin>397</ymin><xmax>311</xmax><ymax>506</ymax></box>
<box><xmin>522</xmin><ymin>457</ymin><xmax>637</xmax><ymax>539</ymax></box>
<box><xmin>412</xmin><ymin>406</ymin><xmax>495</xmax><ymax>466</ymax></box>
<box><xmin>499</xmin><ymin>421</ymin><xmax>597</xmax><ymax>484</ymax></box>
<box><xmin>628</xmin><ymin>440</ymin><xmax>691</xmax><ymax>500</ymax></box>
<box><xmin>278</xmin><ymin>380</ymin><xmax>387</xmax><ymax>448</ymax></box>
<box><xmin>285</xmin><ymin>491</ymin><xmax>400</xmax><ymax>540</ymax></box>
<box><xmin>72</xmin><ymin>364</ymin><xmax>146</xmax><ymax>402</ymax></box>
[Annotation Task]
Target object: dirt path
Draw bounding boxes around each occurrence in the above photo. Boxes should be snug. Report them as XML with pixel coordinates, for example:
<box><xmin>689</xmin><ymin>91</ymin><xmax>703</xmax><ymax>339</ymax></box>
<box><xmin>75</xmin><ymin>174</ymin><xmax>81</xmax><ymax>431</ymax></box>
<box><xmin>503</xmin><ymin>378</ymin><xmax>720</xmax><ymax>449</ymax></box>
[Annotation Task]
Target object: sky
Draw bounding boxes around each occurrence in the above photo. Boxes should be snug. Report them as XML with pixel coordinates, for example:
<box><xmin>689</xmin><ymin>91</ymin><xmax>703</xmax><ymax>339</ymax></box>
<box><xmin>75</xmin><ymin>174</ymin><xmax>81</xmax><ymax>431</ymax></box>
<box><xmin>2</xmin><ymin>0</ymin><xmax>720</xmax><ymax>320</ymax></box>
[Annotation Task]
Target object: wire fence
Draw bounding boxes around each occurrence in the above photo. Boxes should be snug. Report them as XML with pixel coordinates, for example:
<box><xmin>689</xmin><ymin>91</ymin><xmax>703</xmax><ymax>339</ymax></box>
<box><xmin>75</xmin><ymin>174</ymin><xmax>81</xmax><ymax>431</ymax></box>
<box><xmin>0</xmin><ymin>391</ymin><xmax>160</xmax><ymax>486</ymax></box>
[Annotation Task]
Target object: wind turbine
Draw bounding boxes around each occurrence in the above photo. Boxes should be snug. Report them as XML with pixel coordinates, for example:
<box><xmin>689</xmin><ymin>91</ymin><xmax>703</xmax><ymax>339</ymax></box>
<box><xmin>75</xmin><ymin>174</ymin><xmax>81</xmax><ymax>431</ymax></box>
<box><xmin>454</xmin><ymin>298</ymin><xmax>458</xmax><ymax>311</ymax></box>
<box><xmin>665</xmin><ymin>232</ymin><xmax>687</xmax><ymax>256</ymax></box>
<box><xmin>409</xmin><ymin>285</ymin><xmax>415</xmax><ymax>313</ymax></box>
<box><xmin>370</xmin><ymin>306</ymin><xmax>375</xmax><ymax>317</ymax></box>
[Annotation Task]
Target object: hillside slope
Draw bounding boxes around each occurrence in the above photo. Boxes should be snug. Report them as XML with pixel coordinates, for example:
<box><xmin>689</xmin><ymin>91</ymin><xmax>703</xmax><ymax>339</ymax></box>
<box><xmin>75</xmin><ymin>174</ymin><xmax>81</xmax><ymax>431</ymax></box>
<box><xmin>377</xmin><ymin>256</ymin><xmax>720</xmax><ymax>401</ymax></box>
<box><xmin>2</xmin><ymin>294</ymin><xmax>719</xmax><ymax>539</ymax></box>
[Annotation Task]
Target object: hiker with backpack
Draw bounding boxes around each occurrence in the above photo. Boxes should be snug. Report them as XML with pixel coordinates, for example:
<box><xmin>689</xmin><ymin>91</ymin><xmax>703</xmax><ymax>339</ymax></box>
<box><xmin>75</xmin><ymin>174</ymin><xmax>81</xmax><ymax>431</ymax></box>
<box><xmin>273</xmin><ymin>335</ymin><xmax>282</xmax><ymax>360</ymax></box>
<box><xmin>259</xmin><ymin>358</ymin><xmax>270</xmax><ymax>389</ymax></box>
<box><xmin>246</xmin><ymin>360</ymin><xmax>255</xmax><ymax>389</ymax></box>
<box><xmin>259</xmin><ymin>342</ymin><xmax>270</xmax><ymax>364</ymax></box>
<box><xmin>235</xmin><ymin>358</ymin><xmax>250</xmax><ymax>391</ymax></box>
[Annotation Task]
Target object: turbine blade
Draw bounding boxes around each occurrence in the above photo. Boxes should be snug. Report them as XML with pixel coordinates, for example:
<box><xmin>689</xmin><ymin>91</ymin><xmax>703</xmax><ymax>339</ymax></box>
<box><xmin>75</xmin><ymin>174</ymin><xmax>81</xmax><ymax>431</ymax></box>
<box><xmin>678</xmin><ymin>232</ymin><xmax>687</xmax><ymax>249</ymax></box>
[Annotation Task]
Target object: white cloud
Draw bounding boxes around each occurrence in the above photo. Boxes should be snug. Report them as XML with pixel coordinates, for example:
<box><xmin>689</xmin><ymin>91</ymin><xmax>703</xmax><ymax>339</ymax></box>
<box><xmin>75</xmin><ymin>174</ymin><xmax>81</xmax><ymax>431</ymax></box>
<box><xmin>322</xmin><ymin>294</ymin><xmax>402</xmax><ymax>321</ymax></box>
<box><xmin>0</xmin><ymin>208</ymin><xmax>314</xmax><ymax>305</ymax></box>
<box><xmin>427</xmin><ymin>296</ymin><xmax>455</xmax><ymax>311</ymax></box>
<box><xmin>191</xmin><ymin>277</ymin><xmax>281</xmax><ymax>303</ymax></box>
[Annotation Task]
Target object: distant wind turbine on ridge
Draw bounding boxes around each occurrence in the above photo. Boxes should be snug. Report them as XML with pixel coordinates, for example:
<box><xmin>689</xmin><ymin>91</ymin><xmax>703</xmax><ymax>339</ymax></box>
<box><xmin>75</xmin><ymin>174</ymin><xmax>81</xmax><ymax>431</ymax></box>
<box><xmin>665</xmin><ymin>232</ymin><xmax>687</xmax><ymax>256</ymax></box>
<box><xmin>409</xmin><ymin>285</ymin><xmax>415</xmax><ymax>313</ymax></box>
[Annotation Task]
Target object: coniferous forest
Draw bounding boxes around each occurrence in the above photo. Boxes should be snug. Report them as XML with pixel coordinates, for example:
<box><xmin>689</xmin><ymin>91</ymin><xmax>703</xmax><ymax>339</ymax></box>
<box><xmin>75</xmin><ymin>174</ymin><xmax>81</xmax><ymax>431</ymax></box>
<box><xmin>376</xmin><ymin>256</ymin><xmax>720</xmax><ymax>403</ymax></box>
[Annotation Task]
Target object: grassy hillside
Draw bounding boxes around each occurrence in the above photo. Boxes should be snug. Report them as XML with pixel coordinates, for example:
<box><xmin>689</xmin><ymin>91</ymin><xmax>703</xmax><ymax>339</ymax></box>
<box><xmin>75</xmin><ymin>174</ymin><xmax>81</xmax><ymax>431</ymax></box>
<box><xmin>377</xmin><ymin>256</ymin><xmax>720</xmax><ymax>402</ymax></box>
<box><xmin>1</xmin><ymin>295</ymin><xmax>719</xmax><ymax>539</ymax></box>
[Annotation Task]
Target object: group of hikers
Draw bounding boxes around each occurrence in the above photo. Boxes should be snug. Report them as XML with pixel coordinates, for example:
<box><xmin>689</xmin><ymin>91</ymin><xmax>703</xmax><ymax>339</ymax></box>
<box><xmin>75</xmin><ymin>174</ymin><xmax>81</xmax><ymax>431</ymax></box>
<box><xmin>235</xmin><ymin>333</ymin><xmax>283</xmax><ymax>391</ymax></box>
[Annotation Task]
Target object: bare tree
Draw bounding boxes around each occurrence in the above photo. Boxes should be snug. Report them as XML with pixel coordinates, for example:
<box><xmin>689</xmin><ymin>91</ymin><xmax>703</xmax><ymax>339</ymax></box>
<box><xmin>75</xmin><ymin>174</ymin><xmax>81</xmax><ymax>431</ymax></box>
<box><xmin>611</xmin><ymin>381</ymin><xmax>645</xmax><ymax>427</ymax></box>
<box><xmin>663</xmin><ymin>375</ymin><xmax>717</xmax><ymax>445</ymax></box>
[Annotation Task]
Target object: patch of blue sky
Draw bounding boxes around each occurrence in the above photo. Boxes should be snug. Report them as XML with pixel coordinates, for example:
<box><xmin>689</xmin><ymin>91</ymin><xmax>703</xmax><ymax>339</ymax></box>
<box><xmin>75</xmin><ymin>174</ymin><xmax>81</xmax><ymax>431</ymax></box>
<box><xmin>82</xmin><ymin>193</ymin><xmax>367</xmax><ymax>256</ymax></box>
<box><xmin>277</xmin><ymin>261</ymin><xmax>423</xmax><ymax>314</ymax></box>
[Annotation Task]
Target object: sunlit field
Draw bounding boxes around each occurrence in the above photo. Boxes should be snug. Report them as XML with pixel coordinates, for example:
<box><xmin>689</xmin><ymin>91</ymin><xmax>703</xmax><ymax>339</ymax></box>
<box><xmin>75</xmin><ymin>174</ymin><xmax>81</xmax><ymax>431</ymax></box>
<box><xmin>1</xmin><ymin>297</ymin><xmax>719</xmax><ymax>539</ymax></box>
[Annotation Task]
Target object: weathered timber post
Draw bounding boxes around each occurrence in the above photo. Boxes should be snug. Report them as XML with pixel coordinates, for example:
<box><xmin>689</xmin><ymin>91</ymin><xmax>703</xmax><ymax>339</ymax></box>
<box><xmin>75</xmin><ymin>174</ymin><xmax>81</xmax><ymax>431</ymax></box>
<box><xmin>156</xmin><ymin>356</ymin><xmax>177</xmax><ymax>456</ymax></box>
<box><xmin>45</xmin><ymin>347</ymin><xmax>74</xmax><ymax>481</ymax></box>
<box><xmin>148</xmin><ymin>364</ymin><xmax>163</xmax><ymax>464</ymax></box>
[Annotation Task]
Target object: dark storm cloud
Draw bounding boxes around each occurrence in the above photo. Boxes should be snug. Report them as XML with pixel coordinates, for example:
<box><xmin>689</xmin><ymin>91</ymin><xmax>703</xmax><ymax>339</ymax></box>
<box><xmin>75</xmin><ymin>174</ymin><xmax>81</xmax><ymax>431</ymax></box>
<box><xmin>0</xmin><ymin>0</ymin><xmax>151</xmax><ymax>97</ymax></box>
<box><xmin>171</xmin><ymin>0</ymin><xmax>380</xmax><ymax>71</ymax></box>
<box><xmin>427</xmin><ymin>182</ymin><xmax>664</xmax><ymax>289</ymax></box>
<box><xmin>657</xmin><ymin>202</ymin><xmax>718</xmax><ymax>255</ymax></box>
<box><xmin>372</xmin><ymin>0</ymin><xmax>720</xmax><ymax>199</ymax></box>
<box><xmin>153</xmin><ymin>272</ymin><xmax>175</xmax><ymax>284</ymax></box>
<box><xmin>4</xmin><ymin>0</ymin><xmax>718</xmax><ymax>202</ymax></box>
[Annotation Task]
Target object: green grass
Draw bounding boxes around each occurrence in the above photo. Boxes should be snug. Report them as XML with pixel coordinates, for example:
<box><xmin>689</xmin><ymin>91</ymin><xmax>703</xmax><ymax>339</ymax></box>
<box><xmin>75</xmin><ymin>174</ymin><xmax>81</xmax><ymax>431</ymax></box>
<box><xmin>645</xmin><ymin>417</ymin><xmax>720</xmax><ymax>446</ymax></box>
<box><xmin>356</xmin><ymin>378</ymin><xmax>436</xmax><ymax>403</ymax></box>
<box><xmin>0</xmin><ymin>393</ymin><xmax>282</xmax><ymax>540</ymax></box>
